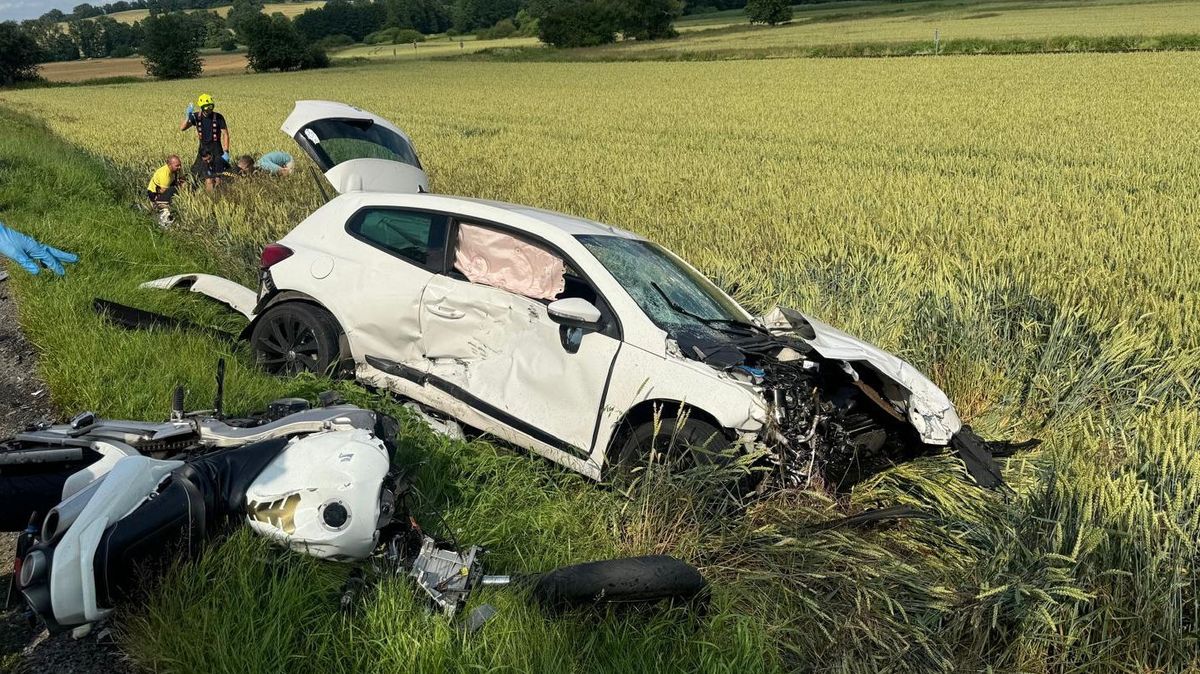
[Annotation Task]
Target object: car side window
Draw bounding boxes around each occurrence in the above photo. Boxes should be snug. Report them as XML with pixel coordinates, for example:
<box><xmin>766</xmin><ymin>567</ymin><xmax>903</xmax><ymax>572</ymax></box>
<box><xmin>347</xmin><ymin>208</ymin><xmax>447</xmax><ymax>270</ymax></box>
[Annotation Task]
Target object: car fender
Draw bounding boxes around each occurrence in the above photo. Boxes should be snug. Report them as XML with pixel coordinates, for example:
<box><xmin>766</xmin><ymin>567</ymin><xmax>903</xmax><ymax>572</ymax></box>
<box><xmin>592</xmin><ymin>343</ymin><xmax>767</xmax><ymax>468</ymax></box>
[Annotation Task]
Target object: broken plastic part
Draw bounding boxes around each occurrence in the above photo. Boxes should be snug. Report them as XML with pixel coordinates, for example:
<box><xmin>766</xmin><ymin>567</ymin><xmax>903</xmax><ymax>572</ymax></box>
<box><xmin>403</xmin><ymin>402</ymin><xmax>464</xmax><ymax>441</ymax></box>
<box><xmin>465</xmin><ymin>604</ymin><xmax>497</xmax><ymax>633</ymax></box>
<box><xmin>138</xmin><ymin>274</ymin><xmax>259</xmax><ymax>320</ymax></box>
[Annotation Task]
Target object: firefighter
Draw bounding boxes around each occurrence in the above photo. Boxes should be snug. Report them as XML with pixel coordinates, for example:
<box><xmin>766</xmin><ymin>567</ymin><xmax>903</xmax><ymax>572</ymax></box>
<box><xmin>179</xmin><ymin>93</ymin><xmax>230</xmax><ymax>190</ymax></box>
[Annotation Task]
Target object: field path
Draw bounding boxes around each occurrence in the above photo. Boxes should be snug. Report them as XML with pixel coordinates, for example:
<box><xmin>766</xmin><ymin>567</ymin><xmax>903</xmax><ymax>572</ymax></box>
<box><xmin>38</xmin><ymin>53</ymin><xmax>249</xmax><ymax>83</ymax></box>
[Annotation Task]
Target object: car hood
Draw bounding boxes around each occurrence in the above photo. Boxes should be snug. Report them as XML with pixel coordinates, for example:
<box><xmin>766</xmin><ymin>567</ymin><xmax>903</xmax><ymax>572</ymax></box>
<box><xmin>759</xmin><ymin>306</ymin><xmax>962</xmax><ymax>445</ymax></box>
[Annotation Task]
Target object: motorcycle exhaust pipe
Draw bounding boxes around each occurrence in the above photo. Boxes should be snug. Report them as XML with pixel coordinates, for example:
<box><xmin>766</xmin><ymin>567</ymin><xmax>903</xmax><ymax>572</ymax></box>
<box><xmin>42</xmin><ymin>475</ymin><xmax>107</xmax><ymax>543</ymax></box>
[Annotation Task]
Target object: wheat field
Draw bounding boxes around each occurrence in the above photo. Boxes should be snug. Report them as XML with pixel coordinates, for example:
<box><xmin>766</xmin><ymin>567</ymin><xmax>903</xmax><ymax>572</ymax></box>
<box><xmin>1</xmin><ymin>52</ymin><xmax>1198</xmax><ymax>672</ymax></box>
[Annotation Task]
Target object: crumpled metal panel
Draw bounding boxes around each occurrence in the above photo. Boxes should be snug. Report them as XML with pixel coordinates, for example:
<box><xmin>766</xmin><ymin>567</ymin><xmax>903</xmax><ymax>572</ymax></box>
<box><xmin>761</xmin><ymin>307</ymin><xmax>962</xmax><ymax>445</ymax></box>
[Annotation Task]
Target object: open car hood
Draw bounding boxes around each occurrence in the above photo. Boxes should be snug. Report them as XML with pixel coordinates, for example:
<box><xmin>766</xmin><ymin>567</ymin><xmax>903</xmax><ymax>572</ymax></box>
<box><xmin>282</xmin><ymin>100</ymin><xmax>429</xmax><ymax>195</ymax></box>
<box><xmin>760</xmin><ymin>307</ymin><xmax>963</xmax><ymax>445</ymax></box>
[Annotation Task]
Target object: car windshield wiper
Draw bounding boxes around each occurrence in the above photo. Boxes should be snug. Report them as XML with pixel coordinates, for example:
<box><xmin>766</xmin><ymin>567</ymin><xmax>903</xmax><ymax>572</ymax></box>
<box><xmin>649</xmin><ymin>282</ymin><xmax>759</xmax><ymax>333</ymax></box>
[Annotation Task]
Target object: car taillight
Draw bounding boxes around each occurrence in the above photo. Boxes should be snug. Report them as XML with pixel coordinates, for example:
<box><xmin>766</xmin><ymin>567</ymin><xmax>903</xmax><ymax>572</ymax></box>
<box><xmin>260</xmin><ymin>243</ymin><xmax>294</xmax><ymax>269</ymax></box>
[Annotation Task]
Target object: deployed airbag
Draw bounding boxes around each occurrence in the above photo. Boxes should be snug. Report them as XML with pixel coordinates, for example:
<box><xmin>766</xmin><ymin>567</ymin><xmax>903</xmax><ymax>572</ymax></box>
<box><xmin>454</xmin><ymin>223</ymin><xmax>565</xmax><ymax>300</ymax></box>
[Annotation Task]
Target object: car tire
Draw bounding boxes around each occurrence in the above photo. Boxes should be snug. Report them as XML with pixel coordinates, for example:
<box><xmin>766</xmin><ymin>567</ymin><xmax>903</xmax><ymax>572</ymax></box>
<box><xmin>250</xmin><ymin>302</ymin><xmax>346</xmax><ymax>377</ymax></box>
<box><xmin>532</xmin><ymin>555</ymin><xmax>706</xmax><ymax>610</ymax></box>
<box><xmin>611</xmin><ymin>417</ymin><xmax>731</xmax><ymax>473</ymax></box>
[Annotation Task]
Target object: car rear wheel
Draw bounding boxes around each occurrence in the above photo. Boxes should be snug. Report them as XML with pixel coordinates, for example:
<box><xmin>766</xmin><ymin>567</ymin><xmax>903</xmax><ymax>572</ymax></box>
<box><xmin>251</xmin><ymin>302</ymin><xmax>345</xmax><ymax>377</ymax></box>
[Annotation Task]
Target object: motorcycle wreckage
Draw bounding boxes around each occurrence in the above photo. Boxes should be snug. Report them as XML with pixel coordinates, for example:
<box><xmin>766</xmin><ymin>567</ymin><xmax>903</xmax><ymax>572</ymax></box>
<box><xmin>0</xmin><ymin>373</ymin><xmax>705</xmax><ymax>634</ymax></box>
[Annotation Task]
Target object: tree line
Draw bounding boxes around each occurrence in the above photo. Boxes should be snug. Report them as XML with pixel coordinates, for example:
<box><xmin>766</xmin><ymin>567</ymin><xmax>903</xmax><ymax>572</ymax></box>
<box><xmin>2</xmin><ymin>0</ymin><xmax>805</xmax><ymax>86</ymax></box>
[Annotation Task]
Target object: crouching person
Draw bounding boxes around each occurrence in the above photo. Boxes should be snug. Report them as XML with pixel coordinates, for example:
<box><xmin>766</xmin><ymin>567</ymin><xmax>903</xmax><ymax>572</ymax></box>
<box><xmin>237</xmin><ymin>151</ymin><xmax>294</xmax><ymax>176</ymax></box>
<box><xmin>147</xmin><ymin>154</ymin><xmax>182</xmax><ymax>227</ymax></box>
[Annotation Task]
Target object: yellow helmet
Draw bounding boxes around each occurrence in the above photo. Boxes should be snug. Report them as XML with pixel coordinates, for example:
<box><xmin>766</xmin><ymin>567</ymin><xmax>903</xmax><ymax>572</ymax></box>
<box><xmin>197</xmin><ymin>93</ymin><xmax>214</xmax><ymax>109</ymax></box>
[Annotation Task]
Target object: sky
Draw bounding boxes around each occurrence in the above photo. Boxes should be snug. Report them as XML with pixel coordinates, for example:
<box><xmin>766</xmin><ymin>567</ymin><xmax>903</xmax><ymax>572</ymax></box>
<box><xmin>1</xmin><ymin>0</ymin><xmax>79</xmax><ymax>22</ymax></box>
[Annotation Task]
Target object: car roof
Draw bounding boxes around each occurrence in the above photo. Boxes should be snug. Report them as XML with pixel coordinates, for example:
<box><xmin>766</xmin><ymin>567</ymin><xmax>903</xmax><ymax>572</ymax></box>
<box><xmin>330</xmin><ymin>192</ymin><xmax>645</xmax><ymax>241</ymax></box>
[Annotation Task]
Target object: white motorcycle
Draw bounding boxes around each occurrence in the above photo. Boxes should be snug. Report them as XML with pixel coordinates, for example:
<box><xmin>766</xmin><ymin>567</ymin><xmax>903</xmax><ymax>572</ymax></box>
<box><xmin>1</xmin><ymin>376</ymin><xmax>705</xmax><ymax>633</ymax></box>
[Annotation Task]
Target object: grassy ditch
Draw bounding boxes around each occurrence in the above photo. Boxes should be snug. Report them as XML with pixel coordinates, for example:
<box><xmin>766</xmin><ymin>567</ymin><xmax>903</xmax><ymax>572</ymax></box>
<box><xmin>1</xmin><ymin>102</ymin><xmax>1198</xmax><ymax>673</ymax></box>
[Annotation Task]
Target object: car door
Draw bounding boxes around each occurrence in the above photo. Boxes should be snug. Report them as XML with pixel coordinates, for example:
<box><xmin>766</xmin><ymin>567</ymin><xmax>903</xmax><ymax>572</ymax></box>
<box><xmin>336</xmin><ymin>207</ymin><xmax>448</xmax><ymax>368</ymax></box>
<box><xmin>281</xmin><ymin>100</ymin><xmax>429</xmax><ymax>194</ymax></box>
<box><xmin>418</xmin><ymin>221</ymin><xmax>621</xmax><ymax>460</ymax></box>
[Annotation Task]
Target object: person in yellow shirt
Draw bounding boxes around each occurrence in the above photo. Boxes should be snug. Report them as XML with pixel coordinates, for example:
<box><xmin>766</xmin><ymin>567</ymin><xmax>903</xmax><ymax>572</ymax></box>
<box><xmin>147</xmin><ymin>155</ymin><xmax>182</xmax><ymax>226</ymax></box>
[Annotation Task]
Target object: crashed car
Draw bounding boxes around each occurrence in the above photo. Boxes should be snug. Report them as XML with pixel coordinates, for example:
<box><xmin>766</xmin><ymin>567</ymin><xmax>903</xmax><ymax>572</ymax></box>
<box><xmin>146</xmin><ymin>101</ymin><xmax>1021</xmax><ymax>490</ymax></box>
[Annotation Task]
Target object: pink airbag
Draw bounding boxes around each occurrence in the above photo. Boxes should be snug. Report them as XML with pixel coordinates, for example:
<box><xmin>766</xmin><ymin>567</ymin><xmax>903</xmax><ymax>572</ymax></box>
<box><xmin>454</xmin><ymin>223</ymin><xmax>565</xmax><ymax>300</ymax></box>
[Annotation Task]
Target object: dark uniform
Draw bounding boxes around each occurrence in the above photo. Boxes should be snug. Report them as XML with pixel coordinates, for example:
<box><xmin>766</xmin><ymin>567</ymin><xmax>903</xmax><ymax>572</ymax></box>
<box><xmin>186</xmin><ymin>110</ymin><xmax>228</xmax><ymax>177</ymax></box>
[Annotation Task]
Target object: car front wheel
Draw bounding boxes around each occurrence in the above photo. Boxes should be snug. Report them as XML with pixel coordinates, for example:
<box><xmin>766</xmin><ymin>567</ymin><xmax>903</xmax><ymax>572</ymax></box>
<box><xmin>250</xmin><ymin>302</ymin><xmax>345</xmax><ymax>376</ymax></box>
<box><xmin>611</xmin><ymin>417</ymin><xmax>732</xmax><ymax>474</ymax></box>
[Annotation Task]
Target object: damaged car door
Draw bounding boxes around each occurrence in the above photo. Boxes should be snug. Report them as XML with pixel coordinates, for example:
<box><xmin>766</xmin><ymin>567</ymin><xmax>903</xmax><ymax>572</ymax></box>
<box><xmin>417</xmin><ymin>221</ymin><xmax>621</xmax><ymax>466</ymax></box>
<box><xmin>334</xmin><ymin>207</ymin><xmax>449</xmax><ymax>370</ymax></box>
<box><xmin>282</xmin><ymin>100</ymin><xmax>429</xmax><ymax>195</ymax></box>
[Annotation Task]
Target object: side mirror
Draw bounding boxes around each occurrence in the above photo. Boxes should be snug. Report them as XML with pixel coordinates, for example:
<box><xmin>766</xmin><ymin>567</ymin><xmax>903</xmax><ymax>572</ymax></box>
<box><xmin>547</xmin><ymin>298</ymin><xmax>602</xmax><ymax>329</ymax></box>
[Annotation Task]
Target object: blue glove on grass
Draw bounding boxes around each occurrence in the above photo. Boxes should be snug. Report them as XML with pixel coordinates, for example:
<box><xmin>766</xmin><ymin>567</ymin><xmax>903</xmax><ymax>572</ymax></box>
<box><xmin>0</xmin><ymin>221</ymin><xmax>78</xmax><ymax>276</ymax></box>
<box><xmin>222</xmin><ymin>151</ymin><xmax>230</xmax><ymax>164</ymax></box>
<box><xmin>186</xmin><ymin>102</ymin><xmax>194</xmax><ymax>118</ymax></box>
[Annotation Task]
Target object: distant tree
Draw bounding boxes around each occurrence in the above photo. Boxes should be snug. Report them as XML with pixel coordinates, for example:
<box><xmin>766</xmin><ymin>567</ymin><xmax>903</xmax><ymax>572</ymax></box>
<box><xmin>88</xmin><ymin>15</ymin><xmax>139</xmax><ymax>54</ymax></box>
<box><xmin>71</xmin><ymin>3</ymin><xmax>105</xmax><ymax>18</ymax></box>
<box><xmin>316</xmin><ymin>32</ymin><xmax>354</xmax><ymax>48</ymax></box>
<box><xmin>477</xmin><ymin>17</ymin><xmax>515</xmax><ymax>39</ymax></box>
<box><xmin>144</xmin><ymin>0</ymin><xmax>187</xmax><ymax>16</ymax></box>
<box><xmin>141</xmin><ymin>12</ymin><xmax>202</xmax><ymax>78</ymax></box>
<box><xmin>514</xmin><ymin>8</ymin><xmax>538</xmax><ymax>36</ymax></box>
<box><xmin>226</xmin><ymin>0</ymin><xmax>264</xmax><ymax>39</ymax></box>
<box><xmin>39</xmin><ymin>8</ymin><xmax>67</xmax><ymax>21</ymax></box>
<box><xmin>243</xmin><ymin>13</ymin><xmax>328</xmax><ymax>71</ymax></box>
<box><xmin>22</xmin><ymin>18</ymin><xmax>73</xmax><ymax>60</ymax></box>
<box><xmin>293</xmin><ymin>0</ymin><xmax>386</xmax><ymax>42</ymax></box>
<box><xmin>451</xmin><ymin>0</ymin><xmax>518</xmax><ymax>32</ymax></box>
<box><xmin>68</xmin><ymin>20</ymin><xmax>105</xmax><ymax>57</ymax></box>
<box><xmin>531</xmin><ymin>0</ymin><xmax>617</xmax><ymax>48</ymax></box>
<box><xmin>188</xmin><ymin>11</ymin><xmax>229</xmax><ymax>48</ymax></box>
<box><xmin>383</xmin><ymin>0</ymin><xmax>449</xmax><ymax>34</ymax></box>
<box><xmin>613</xmin><ymin>0</ymin><xmax>680</xmax><ymax>40</ymax></box>
<box><xmin>0</xmin><ymin>22</ymin><xmax>43</xmax><ymax>86</ymax></box>
<box><xmin>108</xmin><ymin>1</ymin><xmax>132</xmax><ymax>12</ymax></box>
<box><xmin>745</xmin><ymin>0</ymin><xmax>791</xmax><ymax>25</ymax></box>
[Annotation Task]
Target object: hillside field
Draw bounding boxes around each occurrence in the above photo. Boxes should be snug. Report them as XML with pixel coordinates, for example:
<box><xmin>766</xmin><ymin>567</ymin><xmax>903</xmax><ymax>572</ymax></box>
<box><xmin>88</xmin><ymin>0</ymin><xmax>324</xmax><ymax>24</ymax></box>
<box><xmin>1</xmin><ymin>50</ymin><xmax>1198</xmax><ymax>673</ymax></box>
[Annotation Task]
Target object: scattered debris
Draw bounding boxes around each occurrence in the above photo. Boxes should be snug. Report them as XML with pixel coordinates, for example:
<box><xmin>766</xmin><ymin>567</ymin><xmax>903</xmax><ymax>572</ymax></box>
<box><xmin>403</xmin><ymin>402</ymin><xmax>464</xmax><ymax>441</ymax></box>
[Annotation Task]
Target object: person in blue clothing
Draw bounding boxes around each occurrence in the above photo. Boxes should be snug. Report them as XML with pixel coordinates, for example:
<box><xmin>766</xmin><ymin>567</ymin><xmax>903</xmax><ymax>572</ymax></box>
<box><xmin>236</xmin><ymin>151</ymin><xmax>294</xmax><ymax>177</ymax></box>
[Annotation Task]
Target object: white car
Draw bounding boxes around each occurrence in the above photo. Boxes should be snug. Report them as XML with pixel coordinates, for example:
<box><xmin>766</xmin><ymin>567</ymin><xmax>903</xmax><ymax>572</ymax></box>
<box><xmin>147</xmin><ymin>101</ymin><xmax>1010</xmax><ymax>489</ymax></box>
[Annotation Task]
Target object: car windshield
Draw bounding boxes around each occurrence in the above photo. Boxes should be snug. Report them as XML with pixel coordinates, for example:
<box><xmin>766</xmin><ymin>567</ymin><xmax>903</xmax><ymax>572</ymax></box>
<box><xmin>299</xmin><ymin>118</ymin><xmax>422</xmax><ymax>170</ymax></box>
<box><xmin>577</xmin><ymin>235</ymin><xmax>750</xmax><ymax>341</ymax></box>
